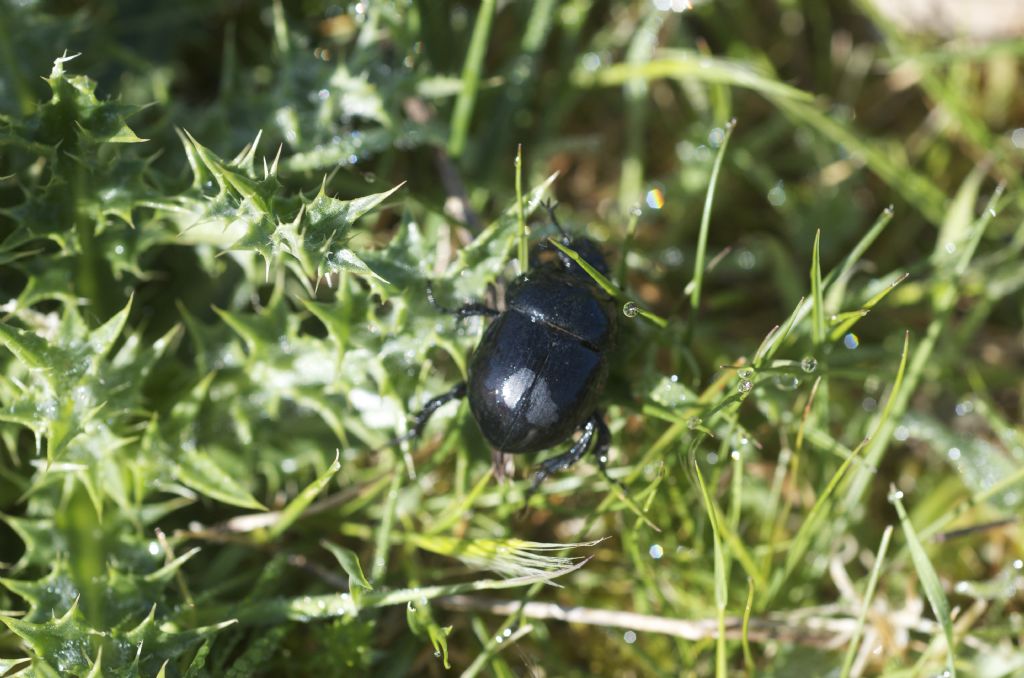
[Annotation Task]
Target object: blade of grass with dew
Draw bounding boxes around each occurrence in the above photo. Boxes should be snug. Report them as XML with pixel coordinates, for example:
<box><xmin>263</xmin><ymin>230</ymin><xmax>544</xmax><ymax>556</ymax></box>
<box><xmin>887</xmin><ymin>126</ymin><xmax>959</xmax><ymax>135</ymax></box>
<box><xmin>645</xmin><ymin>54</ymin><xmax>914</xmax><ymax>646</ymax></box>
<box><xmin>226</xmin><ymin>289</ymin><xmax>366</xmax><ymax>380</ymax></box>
<box><xmin>447</xmin><ymin>0</ymin><xmax>495</xmax><ymax>158</ymax></box>
<box><xmin>892</xmin><ymin>490</ymin><xmax>956</xmax><ymax>677</ymax></box>
<box><xmin>371</xmin><ymin>466</ymin><xmax>402</xmax><ymax>583</ymax></box>
<box><xmin>757</xmin><ymin>296</ymin><xmax>805</xmax><ymax>366</ymax></box>
<box><xmin>261</xmin><ymin>452</ymin><xmax>340</xmax><ymax>542</ymax></box>
<box><xmin>546</xmin><ymin>238</ymin><xmax>667</xmax><ymax>327</ymax></box>
<box><xmin>770</xmin><ymin>332</ymin><xmax>909</xmax><ymax>600</ymax></box>
<box><xmin>809</xmin><ymin>229</ymin><xmax>829</xmax><ymax>423</ymax></box>
<box><xmin>575</xmin><ymin>50</ymin><xmax>946</xmax><ymax>223</ymax></box>
<box><xmin>843</xmin><ymin>178</ymin><xmax>1003</xmax><ymax>512</ymax></box>
<box><xmin>762</xmin><ymin>206</ymin><xmax>895</xmax><ymax>366</ymax></box>
<box><xmin>828</xmin><ymin>272</ymin><xmax>910</xmax><ymax>342</ymax></box>
<box><xmin>824</xmin><ymin>206</ymin><xmax>895</xmax><ymax>309</ymax></box>
<box><xmin>463</xmin><ymin>622</ymin><xmax>533</xmax><ymax>678</ymax></box>
<box><xmin>840</xmin><ymin>525</ymin><xmax>894</xmax><ymax>678</ymax></box>
<box><xmin>693</xmin><ymin>457</ymin><xmax>728</xmax><ymax>678</ymax></box>
<box><xmin>574</xmin><ymin>51</ymin><xmax>816</xmax><ymax>103</ymax></box>
<box><xmin>209</xmin><ymin>558</ymin><xmax>592</xmax><ymax>627</ymax></box>
<box><xmin>688</xmin><ymin>119</ymin><xmax>736</xmax><ymax>342</ymax></box>
<box><xmin>515</xmin><ymin>145</ymin><xmax>527</xmax><ymax>273</ymax></box>
<box><xmin>810</xmin><ymin>230</ymin><xmax>825</xmax><ymax>347</ymax></box>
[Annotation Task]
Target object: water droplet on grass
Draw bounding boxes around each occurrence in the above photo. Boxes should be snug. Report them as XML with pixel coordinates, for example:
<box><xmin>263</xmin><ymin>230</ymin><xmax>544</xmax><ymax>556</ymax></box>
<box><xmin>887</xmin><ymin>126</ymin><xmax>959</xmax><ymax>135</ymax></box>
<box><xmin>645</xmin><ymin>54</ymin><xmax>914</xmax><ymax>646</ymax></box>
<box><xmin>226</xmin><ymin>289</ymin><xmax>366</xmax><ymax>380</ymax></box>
<box><xmin>843</xmin><ymin>333</ymin><xmax>860</xmax><ymax>349</ymax></box>
<box><xmin>773</xmin><ymin>375</ymin><xmax>800</xmax><ymax>391</ymax></box>
<box><xmin>649</xmin><ymin>544</ymin><xmax>664</xmax><ymax>559</ymax></box>
<box><xmin>623</xmin><ymin>630</ymin><xmax>637</xmax><ymax>644</ymax></box>
<box><xmin>737</xmin><ymin>379</ymin><xmax>752</xmax><ymax>393</ymax></box>
<box><xmin>645</xmin><ymin>188</ymin><xmax>665</xmax><ymax>210</ymax></box>
<box><xmin>622</xmin><ymin>301</ymin><xmax>639</xmax><ymax>318</ymax></box>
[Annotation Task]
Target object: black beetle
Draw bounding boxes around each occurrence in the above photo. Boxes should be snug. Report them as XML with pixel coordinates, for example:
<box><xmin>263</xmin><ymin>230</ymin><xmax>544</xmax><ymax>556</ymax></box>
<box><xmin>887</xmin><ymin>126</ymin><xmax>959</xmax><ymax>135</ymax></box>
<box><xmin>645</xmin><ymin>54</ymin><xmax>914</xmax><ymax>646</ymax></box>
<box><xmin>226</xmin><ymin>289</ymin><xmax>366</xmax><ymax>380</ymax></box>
<box><xmin>399</xmin><ymin>204</ymin><xmax>618</xmax><ymax>492</ymax></box>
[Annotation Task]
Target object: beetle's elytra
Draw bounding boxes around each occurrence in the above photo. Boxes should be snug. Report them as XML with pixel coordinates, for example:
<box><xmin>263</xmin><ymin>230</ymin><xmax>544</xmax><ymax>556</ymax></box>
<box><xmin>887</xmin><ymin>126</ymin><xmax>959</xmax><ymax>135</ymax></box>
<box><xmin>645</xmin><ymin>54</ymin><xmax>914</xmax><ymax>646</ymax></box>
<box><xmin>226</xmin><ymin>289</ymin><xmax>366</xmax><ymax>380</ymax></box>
<box><xmin>401</xmin><ymin>205</ymin><xmax>618</xmax><ymax>492</ymax></box>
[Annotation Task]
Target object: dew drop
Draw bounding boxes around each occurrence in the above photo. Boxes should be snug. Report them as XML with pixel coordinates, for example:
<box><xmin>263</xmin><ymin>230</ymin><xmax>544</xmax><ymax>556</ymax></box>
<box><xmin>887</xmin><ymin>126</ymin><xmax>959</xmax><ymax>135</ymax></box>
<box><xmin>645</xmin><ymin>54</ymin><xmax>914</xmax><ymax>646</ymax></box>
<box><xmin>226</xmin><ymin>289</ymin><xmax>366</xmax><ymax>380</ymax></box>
<box><xmin>434</xmin><ymin>650</ymin><xmax>442</xmax><ymax>658</ymax></box>
<box><xmin>622</xmin><ymin>301</ymin><xmax>639</xmax><ymax>318</ymax></box>
<box><xmin>773</xmin><ymin>375</ymin><xmax>800</xmax><ymax>391</ymax></box>
<box><xmin>706</xmin><ymin>451</ymin><xmax>719</xmax><ymax>464</ymax></box>
<box><xmin>629</xmin><ymin>204</ymin><xmax>643</xmax><ymax>218</ymax></box>
<box><xmin>955</xmin><ymin>400</ymin><xmax>974</xmax><ymax>416</ymax></box>
<box><xmin>581</xmin><ymin>52</ymin><xmax>602</xmax><ymax>71</ymax></box>
<box><xmin>947</xmin><ymin>447</ymin><xmax>961</xmax><ymax>461</ymax></box>
<box><xmin>887</xmin><ymin>488</ymin><xmax>904</xmax><ymax>503</ymax></box>
<box><xmin>1007</xmin><ymin>127</ymin><xmax>1024</xmax><ymax>148</ymax></box>
<box><xmin>649</xmin><ymin>544</ymin><xmax>664</xmax><ymax>559</ymax></box>
<box><xmin>800</xmin><ymin>356</ymin><xmax>817</xmax><ymax>373</ymax></box>
<box><xmin>767</xmin><ymin>181</ymin><xmax>786</xmax><ymax>207</ymax></box>
<box><xmin>623</xmin><ymin>630</ymin><xmax>637</xmax><ymax>644</ymax></box>
<box><xmin>737</xmin><ymin>379</ymin><xmax>753</xmax><ymax>394</ymax></box>
<box><xmin>503</xmin><ymin>628</ymin><xmax>512</xmax><ymax>638</ymax></box>
<box><xmin>687</xmin><ymin>416</ymin><xmax>702</xmax><ymax>430</ymax></box>
<box><xmin>738</xmin><ymin>368</ymin><xmax>753</xmax><ymax>379</ymax></box>
<box><xmin>645</xmin><ymin>188</ymin><xmax>665</xmax><ymax>210</ymax></box>
<box><xmin>843</xmin><ymin>333</ymin><xmax>860</xmax><ymax>349</ymax></box>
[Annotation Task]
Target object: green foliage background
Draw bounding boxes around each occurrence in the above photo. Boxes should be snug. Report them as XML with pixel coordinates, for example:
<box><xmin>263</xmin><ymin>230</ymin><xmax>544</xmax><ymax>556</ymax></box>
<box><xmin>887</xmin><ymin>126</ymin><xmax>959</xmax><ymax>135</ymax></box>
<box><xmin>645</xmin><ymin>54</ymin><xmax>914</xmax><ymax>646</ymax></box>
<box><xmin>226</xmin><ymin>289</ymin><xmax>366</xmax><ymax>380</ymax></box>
<box><xmin>1</xmin><ymin>0</ymin><xmax>1023</xmax><ymax>675</ymax></box>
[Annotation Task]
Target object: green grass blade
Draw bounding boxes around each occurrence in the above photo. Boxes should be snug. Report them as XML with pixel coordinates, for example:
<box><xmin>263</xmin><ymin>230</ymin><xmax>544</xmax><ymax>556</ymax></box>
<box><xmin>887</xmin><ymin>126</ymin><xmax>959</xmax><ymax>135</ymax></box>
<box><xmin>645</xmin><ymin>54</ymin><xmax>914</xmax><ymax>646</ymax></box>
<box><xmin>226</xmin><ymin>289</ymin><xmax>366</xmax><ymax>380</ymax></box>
<box><xmin>547</xmin><ymin>238</ymin><xmax>667</xmax><ymax>327</ymax></box>
<box><xmin>515</xmin><ymin>145</ymin><xmax>527</xmax><ymax>273</ymax></box>
<box><xmin>447</xmin><ymin>0</ymin><xmax>496</xmax><ymax>158</ymax></box>
<box><xmin>810</xmin><ymin>230</ymin><xmax>825</xmax><ymax>347</ymax></box>
<box><xmin>892</xmin><ymin>492</ymin><xmax>956</xmax><ymax>677</ymax></box>
<box><xmin>576</xmin><ymin>51</ymin><xmax>815</xmax><ymax>102</ymax></box>
<box><xmin>840</xmin><ymin>525</ymin><xmax>894</xmax><ymax>678</ymax></box>
<box><xmin>693</xmin><ymin>458</ymin><xmax>728</xmax><ymax>678</ymax></box>
<box><xmin>771</xmin><ymin>332</ymin><xmax>909</xmax><ymax>599</ymax></box>
<box><xmin>689</xmin><ymin>119</ymin><xmax>736</xmax><ymax>328</ymax></box>
<box><xmin>263</xmin><ymin>452</ymin><xmax>341</xmax><ymax>541</ymax></box>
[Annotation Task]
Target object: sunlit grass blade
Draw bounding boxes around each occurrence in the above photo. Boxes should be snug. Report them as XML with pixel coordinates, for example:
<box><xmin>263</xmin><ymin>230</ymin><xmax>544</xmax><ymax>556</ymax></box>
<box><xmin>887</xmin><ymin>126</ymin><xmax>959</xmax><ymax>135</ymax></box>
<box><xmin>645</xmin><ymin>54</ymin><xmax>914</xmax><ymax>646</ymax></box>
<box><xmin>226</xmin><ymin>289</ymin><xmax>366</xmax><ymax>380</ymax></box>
<box><xmin>828</xmin><ymin>272</ymin><xmax>910</xmax><ymax>342</ymax></box>
<box><xmin>547</xmin><ymin>238</ymin><xmax>667</xmax><ymax>327</ymax></box>
<box><xmin>810</xmin><ymin>230</ymin><xmax>825</xmax><ymax>347</ymax></box>
<box><xmin>688</xmin><ymin>118</ymin><xmax>736</xmax><ymax>341</ymax></box>
<box><xmin>213</xmin><ymin>557</ymin><xmax>593</xmax><ymax>626</ymax></box>
<box><xmin>844</xmin><ymin>181</ymin><xmax>1003</xmax><ymax>511</ymax></box>
<box><xmin>693</xmin><ymin>458</ymin><xmax>728</xmax><ymax>677</ymax></box>
<box><xmin>892</xmin><ymin>490</ymin><xmax>956</xmax><ymax>677</ymax></box>
<box><xmin>262</xmin><ymin>452</ymin><xmax>340</xmax><ymax>542</ymax></box>
<box><xmin>840</xmin><ymin>525</ymin><xmax>894</xmax><ymax>678</ymax></box>
<box><xmin>515</xmin><ymin>145</ymin><xmax>527</xmax><ymax>273</ymax></box>
<box><xmin>770</xmin><ymin>332</ymin><xmax>909</xmax><ymax>599</ymax></box>
<box><xmin>742</xmin><ymin>578</ymin><xmax>755</xmax><ymax>673</ymax></box>
<box><xmin>575</xmin><ymin>51</ymin><xmax>815</xmax><ymax>102</ymax></box>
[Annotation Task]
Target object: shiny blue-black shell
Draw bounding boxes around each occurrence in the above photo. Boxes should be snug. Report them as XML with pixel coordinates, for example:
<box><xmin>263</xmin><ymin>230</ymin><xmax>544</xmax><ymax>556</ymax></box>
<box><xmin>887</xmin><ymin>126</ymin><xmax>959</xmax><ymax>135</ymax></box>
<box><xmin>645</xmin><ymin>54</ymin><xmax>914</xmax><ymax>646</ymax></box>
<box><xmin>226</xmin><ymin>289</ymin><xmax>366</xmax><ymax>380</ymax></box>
<box><xmin>466</xmin><ymin>242</ymin><xmax>617</xmax><ymax>454</ymax></box>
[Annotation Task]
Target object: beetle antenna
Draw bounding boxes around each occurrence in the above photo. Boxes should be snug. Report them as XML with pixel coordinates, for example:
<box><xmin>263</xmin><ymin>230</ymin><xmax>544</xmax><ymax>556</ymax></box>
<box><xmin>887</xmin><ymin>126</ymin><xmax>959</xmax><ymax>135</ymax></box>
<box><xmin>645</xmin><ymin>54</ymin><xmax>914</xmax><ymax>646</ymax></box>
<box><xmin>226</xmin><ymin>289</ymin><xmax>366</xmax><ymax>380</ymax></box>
<box><xmin>541</xmin><ymin>199</ymin><xmax>570</xmax><ymax>241</ymax></box>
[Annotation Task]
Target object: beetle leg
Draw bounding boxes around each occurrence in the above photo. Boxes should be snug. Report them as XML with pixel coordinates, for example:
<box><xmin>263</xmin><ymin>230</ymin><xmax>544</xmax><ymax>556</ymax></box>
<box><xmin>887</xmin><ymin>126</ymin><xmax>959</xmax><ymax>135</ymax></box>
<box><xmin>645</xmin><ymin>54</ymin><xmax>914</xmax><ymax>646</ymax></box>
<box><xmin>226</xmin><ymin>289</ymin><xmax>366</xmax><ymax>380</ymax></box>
<box><xmin>527</xmin><ymin>418</ymin><xmax>597</xmax><ymax>497</ymax></box>
<box><xmin>540</xmin><ymin>199</ymin><xmax>570</xmax><ymax>240</ymax></box>
<box><xmin>426</xmin><ymin>281</ymin><xmax>498</xmax><ymax>320</ymax></box>
<box><xmin>381</xmin><ymin>382</ymin><xmax>466</xmax><ymax>450</ymax></box>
